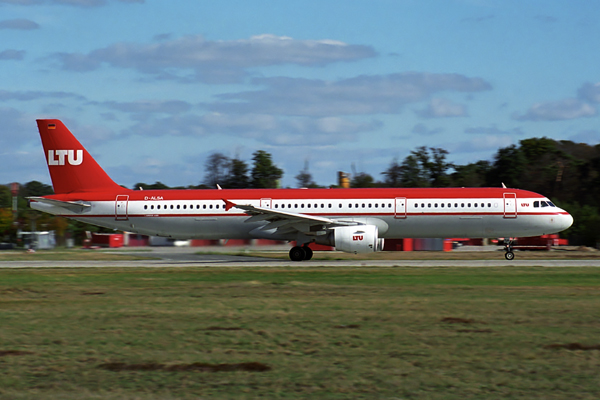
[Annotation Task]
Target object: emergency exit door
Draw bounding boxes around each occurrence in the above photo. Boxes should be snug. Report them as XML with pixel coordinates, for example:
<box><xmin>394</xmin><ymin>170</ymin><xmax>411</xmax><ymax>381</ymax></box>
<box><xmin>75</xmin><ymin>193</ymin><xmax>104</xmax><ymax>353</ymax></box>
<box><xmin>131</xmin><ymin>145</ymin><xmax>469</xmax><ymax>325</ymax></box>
<box><xmin>115</xmin><ymin>195</ymin><xmax>129</xmax><ymax>220</ymax></box>
<box><xmin>503</xmin><ymin>193</ymin><xmax>517</xmax><ymax>218</ymax></box>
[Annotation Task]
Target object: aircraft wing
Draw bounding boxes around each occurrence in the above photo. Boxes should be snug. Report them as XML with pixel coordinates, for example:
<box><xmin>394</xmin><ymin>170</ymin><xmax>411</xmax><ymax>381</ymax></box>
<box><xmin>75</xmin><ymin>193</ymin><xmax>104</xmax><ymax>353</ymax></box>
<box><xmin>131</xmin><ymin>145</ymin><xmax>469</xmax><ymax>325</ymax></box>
<box><xmin>28</xmin><ymin>197</ymin><xmax>91</xmax><ymax>213</ymax></box>
<box><xmin>222</xmin><ymin>199</ymin><xmax>354</xmax><ymax>236</ymax></box>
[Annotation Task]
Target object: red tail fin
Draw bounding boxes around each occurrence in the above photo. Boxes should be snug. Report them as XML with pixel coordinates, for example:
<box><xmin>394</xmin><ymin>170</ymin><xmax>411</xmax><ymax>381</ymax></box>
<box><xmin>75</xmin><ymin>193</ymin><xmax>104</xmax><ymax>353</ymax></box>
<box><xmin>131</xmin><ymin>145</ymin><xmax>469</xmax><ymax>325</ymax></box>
<box><xmin>36</xmin><ymin>119</ymin><xmax>124</xmax><ymax>194</ymax></box>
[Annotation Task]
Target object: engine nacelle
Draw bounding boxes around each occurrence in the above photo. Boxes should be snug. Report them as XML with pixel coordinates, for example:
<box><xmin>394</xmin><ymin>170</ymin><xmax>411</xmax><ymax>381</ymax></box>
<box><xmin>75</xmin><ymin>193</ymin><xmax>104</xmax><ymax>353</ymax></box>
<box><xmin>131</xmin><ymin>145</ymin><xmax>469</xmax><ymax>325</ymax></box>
<box><xmin>332</xmin><ymin>225</ymin><xmax>384</xmax><ymax>254</ymax></box>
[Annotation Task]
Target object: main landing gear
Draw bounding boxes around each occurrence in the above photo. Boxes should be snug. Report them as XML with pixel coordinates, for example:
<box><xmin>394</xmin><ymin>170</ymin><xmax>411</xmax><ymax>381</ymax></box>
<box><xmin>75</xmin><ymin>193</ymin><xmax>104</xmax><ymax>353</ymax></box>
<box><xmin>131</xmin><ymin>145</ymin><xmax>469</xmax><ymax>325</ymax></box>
<box><xmin>503</xmin><ymin>239</ymin><xmax>515</xmax><ymax>260</ymax></box>
<box><xmin>289</xmin><ymin>245</ymin><xmax>313</xmax><ymax>261</ymax></box>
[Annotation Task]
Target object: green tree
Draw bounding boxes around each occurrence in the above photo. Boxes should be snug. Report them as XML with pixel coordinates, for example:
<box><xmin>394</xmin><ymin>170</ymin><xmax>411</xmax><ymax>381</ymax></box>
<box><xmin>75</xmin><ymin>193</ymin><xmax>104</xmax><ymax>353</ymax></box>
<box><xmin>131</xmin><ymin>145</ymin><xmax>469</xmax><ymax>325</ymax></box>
<box><xmin>250</xmin><ymin>150</ymin><xmax>283</xmax><ymax>188</ymax></box>
<box><xmin>381</xmin><ymin>158</ymin><xmax>403</xmax><ymax>187</ymax></box>
<box><xmin>204</xmin><ymin>152</ymin><xmax>230</xmax><ymax>187</ymax></box>
<box><xmin>351</xmin><ymin>172</ymin><xmax>376</xmax><ymax>188</ymax></box>
<box><xmin>21</xmin><ymin>181</ymin><xmax>53</xmax><ymax>197</ymax></box>
<box><xmin>487</xmin><ymin>145</ymin><xmax>527</xmax><ymax>188</ymax></box>
<box><xmin>223</xmin><ymin>157</ymin><xmax>251</xmax><ymax>189</ymax></box>
<box><xmin>451</xmin><ymin>161</ymin><xmax>491</xmax><ymax>187</ymax></box>
<box><xmin>0</xmin><ymin>185</ymin><xmax>11</xmax><ymax>208</ymax></box>
<box><xmin>295</xmin><ymin>161</ymin><xmax>319</xmax><ymax>188</ymax></box>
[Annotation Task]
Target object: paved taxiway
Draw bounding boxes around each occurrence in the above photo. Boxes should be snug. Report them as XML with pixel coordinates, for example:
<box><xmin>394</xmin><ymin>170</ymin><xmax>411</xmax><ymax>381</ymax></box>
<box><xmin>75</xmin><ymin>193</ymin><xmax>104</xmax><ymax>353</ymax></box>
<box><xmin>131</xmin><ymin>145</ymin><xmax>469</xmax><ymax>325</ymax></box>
<box><xmin>1</xmin><ymin>247</ymin><xmax>599</xmax><ymax>268</ymax></box>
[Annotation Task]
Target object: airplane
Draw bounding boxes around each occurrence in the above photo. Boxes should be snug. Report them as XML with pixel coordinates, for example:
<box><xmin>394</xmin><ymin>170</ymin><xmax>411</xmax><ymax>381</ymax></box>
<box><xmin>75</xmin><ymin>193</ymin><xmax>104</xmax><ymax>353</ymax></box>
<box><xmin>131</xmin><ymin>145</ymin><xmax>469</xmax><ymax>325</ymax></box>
<box><xmin>29</xmin><ymin>119</ymin><xmax>573</xmax><ymax>261</ymax></box>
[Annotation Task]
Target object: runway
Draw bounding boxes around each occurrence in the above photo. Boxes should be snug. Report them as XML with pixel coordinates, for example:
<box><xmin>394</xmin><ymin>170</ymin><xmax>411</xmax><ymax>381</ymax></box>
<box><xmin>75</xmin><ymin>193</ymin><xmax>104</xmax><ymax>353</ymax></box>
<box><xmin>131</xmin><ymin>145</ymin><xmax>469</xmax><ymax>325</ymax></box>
<box><xmin>2</xmin><ymin>247</ymin><xmax>600</xmax><ymax>268</ymax></box>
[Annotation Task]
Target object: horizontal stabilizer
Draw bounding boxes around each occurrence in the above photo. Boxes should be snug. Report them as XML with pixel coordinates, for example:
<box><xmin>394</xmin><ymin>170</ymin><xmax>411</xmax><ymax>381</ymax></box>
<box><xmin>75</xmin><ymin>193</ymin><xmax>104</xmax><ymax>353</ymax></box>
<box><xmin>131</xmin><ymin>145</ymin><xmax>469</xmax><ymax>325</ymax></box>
<box><xmin>28</xmin><ymin>197</ymin><xmax>91</xmax><ymax>213</ymax></box>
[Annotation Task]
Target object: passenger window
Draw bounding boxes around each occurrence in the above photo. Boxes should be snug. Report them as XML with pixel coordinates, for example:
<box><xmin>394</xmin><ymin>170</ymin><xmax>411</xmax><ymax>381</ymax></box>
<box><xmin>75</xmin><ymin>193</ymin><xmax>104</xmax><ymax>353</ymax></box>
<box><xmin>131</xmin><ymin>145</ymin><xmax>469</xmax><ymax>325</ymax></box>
<box><xmin>150</xmin><ymin>205</ymin><xmax>154</xmax><ymax>210</ymax></box>
<box><xmin>488</xmin><ymin>203</ymin><xmax>491</xmax><ymax>207</ymax></box>
<box><xmin>307</xmin><ymin>204</ymin><xmax>311</xmax><ymax>208</ymax></box>
<box><xmin>171</xmin><ymin>205</ymin><xmax>174</xmax><ymax>209</ymax></box>
<box><xmin>294</xmin><ymin>204</ymin><xmax>298</xmax><ymax>208</ymax></box>
<box><xmin>474</xmin><ymin>203</ymin><xmax>477</xmax><ymax>207</ymax></box>
<box><xmin>434</xmin><ymin>203</ymin><xmax>438</xmax><ymax>208</ymax></box>
<box><xmin>144</xmin><ymin>205</ymin><xmax>148</xmax><ymax>210</ymax></box>
<box><xmin>209</xmin><ymin>205</ymin><xmax>213</xmax><ymax>209</ymax></box>
<box><xmin>415</xmin><ymin>204</ymin><xmax>418</xmax><ymax>208</ymax></box>
<box><xmin>339</xmin><ymin>204</ymin><xmax>342</xmax><ymax>208</ymax></box>
<box><xmin>461</xmin><ymin>203</ymin><xmax>464</xmax><ymax>207</ymax></box>
<box><xmin>203</xmin><ymin>204</ymin><xmax>206</xmax><ymax>209</ymax></box>
<box><xmin>349</xmin><ymin>204</ymin><xmax>352</xmax><ymax>208</ymax></box>
<box><xmin>421</xmin><ymin>203</ymin><xmax>425</xmax><ymax>208</ymax></box>
<box><xmin>441</xmin><ymin>203</ymin><xmax>444</xmax><ymax>208</ymax></box>
<box><xmin>454</xmin><ymin>203</ymin><xmax>458</xmax><ymax>208</ymax></box>
<box><xmin>428</xmin><ymin>204</ymin><xmax>431</xmax><ymax>208</ymax></box>
<box><xmin>468</xmin><ymin>203</ymin><xmax>471</xmax><ymax>207</ymax></box>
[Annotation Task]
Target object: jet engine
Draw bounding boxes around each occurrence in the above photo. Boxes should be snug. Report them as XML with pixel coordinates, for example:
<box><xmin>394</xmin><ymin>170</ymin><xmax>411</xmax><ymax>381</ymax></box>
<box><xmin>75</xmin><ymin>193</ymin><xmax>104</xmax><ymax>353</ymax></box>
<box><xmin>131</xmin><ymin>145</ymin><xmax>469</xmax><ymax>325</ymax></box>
<box><xmin>332</xmin><ymin>225</ymin><xmax>384</xmax><ymax>254</ymax></box>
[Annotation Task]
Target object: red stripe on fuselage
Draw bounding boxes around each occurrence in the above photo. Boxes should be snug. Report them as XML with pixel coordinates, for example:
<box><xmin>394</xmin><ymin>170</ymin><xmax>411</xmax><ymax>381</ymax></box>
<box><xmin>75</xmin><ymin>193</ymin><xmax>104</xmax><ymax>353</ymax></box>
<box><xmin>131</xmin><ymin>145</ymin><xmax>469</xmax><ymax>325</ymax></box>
<box><xmin>40</xmin><ymin>187</ymin><xmax>546</xmax><ymax>203</ymax></box>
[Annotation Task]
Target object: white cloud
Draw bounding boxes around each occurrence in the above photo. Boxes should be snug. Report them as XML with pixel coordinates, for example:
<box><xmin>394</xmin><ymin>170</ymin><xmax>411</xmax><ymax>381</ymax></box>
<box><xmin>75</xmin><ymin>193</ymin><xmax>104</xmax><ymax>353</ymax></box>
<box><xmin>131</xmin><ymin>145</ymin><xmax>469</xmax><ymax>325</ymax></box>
<box><xmin>568</xmin><ymin>130</ymin><xmax>600</xmax><ymax>145</ymax></box>
<box><xmin>0</xmin><ymin>90</ymin><xmax>85</xmax><ymax>102</ymax></box>
<box><xmin>464</xmin><ymin>125</ymin><xmax>524</xmax><ymax>136</ymax></box>
<box><xmin>0</xmin><ymin>0</ymin><xmax>143</xmax><ymax>6</ymax></box>
<box><xmin>210</xmin><ymin>73</ymin><xmax>491</xmax><ymax>116</ymax></box>
<box><xmin>513</xmin><ymin>98</ymin><xmax>597</xmax><ymax>121</ymax></box>
<box><xmin>411</xmin><ymin>123</ymin><xmax>443</xmax><ymax>135</ymax></box>
<box><xmin>578</xmin><ymin>82</ymin><xmax>600</xmax><ymax>103</ymax></box>
<box><xmin>444</xmin><ymin>134</ymin><xmax>515</xmax><ymax>154</ymax></box>
<box><xmin>0</xmin><ymin>50</ymin><xmax>25</xmax><ymax>60</ymax></box>
<box><xmin>54</xmin><ymin>34</ymin><xmax>377</xmax><ymax>83</ymax></box>
<box><xmin>0</xmin><ymin>19</ymin><xmax>39</xmax><ymax>30</ymax></box>
<box><xmin>416</xmin><ymin>97</ymin><xmax>468</xmax><ymax>118</ymax></box>
<box><xmin>124</xmin><ymin>112</ymin><xmax>381</xmax><ymax>145</ymax></box>
<box><xmin>101</xmin><ymin>100</ymin><xmax>192</xmax><ymax>115</ymax></box>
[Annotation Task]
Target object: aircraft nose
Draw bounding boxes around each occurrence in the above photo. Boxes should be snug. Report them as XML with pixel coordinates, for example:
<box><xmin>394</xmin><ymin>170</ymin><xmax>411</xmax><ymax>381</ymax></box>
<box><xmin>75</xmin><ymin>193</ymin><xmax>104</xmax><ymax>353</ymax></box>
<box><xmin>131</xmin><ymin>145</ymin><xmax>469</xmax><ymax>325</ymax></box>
<box><xmin>559</xmin><ymin>212</ymin><xmax>574</xmax><ymax>231</ymax></box>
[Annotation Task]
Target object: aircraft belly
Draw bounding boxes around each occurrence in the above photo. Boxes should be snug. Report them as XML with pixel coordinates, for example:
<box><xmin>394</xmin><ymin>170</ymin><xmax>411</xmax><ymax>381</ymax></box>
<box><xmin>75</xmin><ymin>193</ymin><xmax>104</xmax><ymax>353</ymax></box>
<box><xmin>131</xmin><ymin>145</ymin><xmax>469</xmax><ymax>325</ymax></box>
<box><xmin>383</xmin><ymin>215</ymin><xmax>485</xmax><ymax>238</ymax></box>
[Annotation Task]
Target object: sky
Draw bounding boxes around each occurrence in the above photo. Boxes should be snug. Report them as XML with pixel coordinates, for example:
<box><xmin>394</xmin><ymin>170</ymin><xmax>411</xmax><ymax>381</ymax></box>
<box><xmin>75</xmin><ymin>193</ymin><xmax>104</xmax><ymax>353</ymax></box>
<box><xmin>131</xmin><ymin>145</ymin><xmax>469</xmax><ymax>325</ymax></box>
<box><xmin>1</xmin><ymin>0</ymin><xmax>600</xmax><ymax>189</ymax></box>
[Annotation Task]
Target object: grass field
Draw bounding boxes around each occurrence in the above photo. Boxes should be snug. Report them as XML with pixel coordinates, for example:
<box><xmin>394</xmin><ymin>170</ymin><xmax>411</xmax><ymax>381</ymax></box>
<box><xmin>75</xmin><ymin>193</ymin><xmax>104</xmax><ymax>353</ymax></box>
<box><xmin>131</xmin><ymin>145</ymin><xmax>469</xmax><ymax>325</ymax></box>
<box><xmin>1</xmin><ymin>266</ymin><xmax>600</xmax><ymax>399</ymax></box>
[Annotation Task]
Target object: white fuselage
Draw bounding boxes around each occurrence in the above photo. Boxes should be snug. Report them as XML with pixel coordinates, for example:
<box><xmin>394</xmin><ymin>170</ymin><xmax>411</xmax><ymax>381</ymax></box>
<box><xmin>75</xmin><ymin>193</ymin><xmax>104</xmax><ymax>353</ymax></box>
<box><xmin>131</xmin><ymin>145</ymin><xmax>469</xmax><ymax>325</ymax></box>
<box><xmin>31</xmin><ymin>191</ymin><xmax>574</xmax><ymax>241</ymax></box>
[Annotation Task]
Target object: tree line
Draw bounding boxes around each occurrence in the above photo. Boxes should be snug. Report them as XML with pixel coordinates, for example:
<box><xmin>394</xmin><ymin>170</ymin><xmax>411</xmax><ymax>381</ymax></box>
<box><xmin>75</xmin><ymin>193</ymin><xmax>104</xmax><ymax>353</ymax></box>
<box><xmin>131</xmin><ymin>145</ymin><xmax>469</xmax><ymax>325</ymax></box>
<box><xmin>1</xmin><ymin>137</ymin><xmax>599</xmax><ymax>246</ymax></box>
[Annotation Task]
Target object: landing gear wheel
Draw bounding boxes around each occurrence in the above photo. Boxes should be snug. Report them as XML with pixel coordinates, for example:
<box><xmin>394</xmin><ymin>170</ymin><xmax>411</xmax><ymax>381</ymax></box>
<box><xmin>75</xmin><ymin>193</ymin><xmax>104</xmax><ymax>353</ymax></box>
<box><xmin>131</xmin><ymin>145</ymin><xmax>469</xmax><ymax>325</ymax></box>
<box><xmin>302</xmin><ymin>246</ymin><xmax>313</xmax><ymax>261</ymax></box>
<box><xmin>503</xmin><ymin>238</ymin><xmax>515</xmax><ymax>261</ymax></box>
<box><xmin>289</xmin><ymin>246</ymin><xmax>306</xmax><ymax>262</ymax></box>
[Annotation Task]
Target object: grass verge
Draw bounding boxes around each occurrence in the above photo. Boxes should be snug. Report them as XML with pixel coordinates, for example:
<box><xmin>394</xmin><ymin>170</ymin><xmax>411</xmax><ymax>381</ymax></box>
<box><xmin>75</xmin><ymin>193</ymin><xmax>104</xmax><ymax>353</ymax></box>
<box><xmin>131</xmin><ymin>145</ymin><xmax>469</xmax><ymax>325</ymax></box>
<box><xmin>1</xmin><ymin>266</ymin><xmax>599</xmax><ymax>399</ymax></box>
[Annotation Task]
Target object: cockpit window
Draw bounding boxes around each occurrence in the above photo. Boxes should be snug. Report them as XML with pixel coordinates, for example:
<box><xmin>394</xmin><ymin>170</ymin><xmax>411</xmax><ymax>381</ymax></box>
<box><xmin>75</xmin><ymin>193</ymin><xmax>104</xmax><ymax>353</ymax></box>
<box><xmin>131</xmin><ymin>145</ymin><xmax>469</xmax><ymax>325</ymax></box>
<box><xmin>541</xmin><ymin>201</ymin><xmax>549</xmax><ymax>207</ymax></box>
<box><xmin>534</xmin><ymin>201</ymin><xmax>540</xmax><ymax>208</ymax></box>
<box><xmin>547</xmin><ymin>201</ymin><xmax>556</xmax><ymax>207</ymax></box>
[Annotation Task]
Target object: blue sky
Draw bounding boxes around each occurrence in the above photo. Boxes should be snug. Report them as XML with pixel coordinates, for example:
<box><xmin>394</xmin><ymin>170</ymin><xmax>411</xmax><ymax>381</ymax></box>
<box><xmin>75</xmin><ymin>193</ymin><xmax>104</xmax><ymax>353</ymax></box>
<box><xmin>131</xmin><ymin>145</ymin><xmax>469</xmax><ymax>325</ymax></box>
<box><xmin>1</xmin><ymin>0</ymin><xmax>599</xmax><ymax>188</ymax></box>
